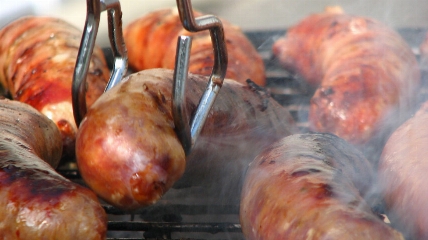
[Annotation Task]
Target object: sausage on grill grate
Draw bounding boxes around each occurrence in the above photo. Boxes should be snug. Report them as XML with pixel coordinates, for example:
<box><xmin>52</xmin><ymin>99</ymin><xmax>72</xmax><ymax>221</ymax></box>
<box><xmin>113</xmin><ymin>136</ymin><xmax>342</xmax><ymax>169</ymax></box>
<box><xmin>0</xmin><ymin>16</ymin><xmax>110</xmax><ymax>159</ymax></box>
<box><xmin>75</xmin><ymin>68</ymin><xmax>296</xmax><ymax>210</ymax></box>
<box><xmin>379</xmin><ymin>100</ymin><xmax>428</xmax><ymax>240</ymax></box>
<box><xmin>240</xmin><ymin>133</ymin><xmax>404</xmax><ymax>240</ymax></box>
<box><xmin>272</xmin><ymin>7</ymin><xmax>420</xmax><ymax>160</ymax></box>
<box><xmin>123</xmin><ymin>8</ymin><xmax>266</xmax><ymax>86</ymax></box>
<box><xmin>0</xmin><ymin>99</ymin><xmax>107</xmax><ymax>239</ymax></box>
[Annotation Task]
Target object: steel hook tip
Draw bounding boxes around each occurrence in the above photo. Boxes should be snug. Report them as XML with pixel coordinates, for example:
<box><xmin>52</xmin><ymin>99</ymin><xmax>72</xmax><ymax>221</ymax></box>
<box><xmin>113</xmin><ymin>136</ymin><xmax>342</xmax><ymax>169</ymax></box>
<box><xmin>72</xmin><ymin>0</ymin><xmax>128</xmax><ymax>126</ymax></box>
<box><xmin>172</xmin><ymin>0</ymin><xmax>228</xmax><ymax>155</ymax></box>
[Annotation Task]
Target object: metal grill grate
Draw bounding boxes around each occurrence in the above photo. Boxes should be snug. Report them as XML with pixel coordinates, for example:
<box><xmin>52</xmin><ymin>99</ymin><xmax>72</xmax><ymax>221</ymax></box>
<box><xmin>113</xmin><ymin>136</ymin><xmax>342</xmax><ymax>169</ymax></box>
<box><xmin>58</xmin><ymin>28</ymin><xmax>428</xmax><ymax>239</ymax></box>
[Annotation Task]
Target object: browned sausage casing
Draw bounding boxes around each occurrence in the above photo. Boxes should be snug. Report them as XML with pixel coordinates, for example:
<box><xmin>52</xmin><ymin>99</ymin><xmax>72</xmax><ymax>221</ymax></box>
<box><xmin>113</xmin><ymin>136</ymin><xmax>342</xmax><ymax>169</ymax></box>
<box><xmin>0</xmin><ymin>16</ymin><xmax>111</xmax><ymax>159</ymax></box>
<box><xmin>378</xmin><ymin>100</ymin><xmax>428</xmax><ymax>240</ymax></box>
<box><xmin>76</xmin><ymin>68</ymin><xmax>296</xmax><ymax>210</ymax></box>
<box><xmin>272</xmin><ymin>8</ymin><xmax>420</xmax><ymax>151</ymax></box>
<box><xmin>0</xmin><ymin>99</ymin><xmax>106</xmax><ymax>239</ymax></box>
<box><xmin>240</xmin><ymin>133</ymin><xmax>404</xmax><ymax>240</ymax></box>
<box><xmin>124</xmin><ymin>8</ymin><xmax>266</xmax><ymax>86</ymax></box>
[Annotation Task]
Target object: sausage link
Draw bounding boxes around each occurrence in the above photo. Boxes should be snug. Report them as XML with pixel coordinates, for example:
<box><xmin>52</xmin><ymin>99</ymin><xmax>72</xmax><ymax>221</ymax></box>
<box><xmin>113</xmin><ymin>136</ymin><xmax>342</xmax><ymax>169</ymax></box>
<box><xmin>0</xmin><ymin>99</ymin><xmax>106</xmax><ymax>239</ymax></box>
<box><xmin>0</xmin><ymin>16</ymin><xmax>111</xmax><ymax>159</ymax></box>
<box><xmin>240</xmin><ymin>133</ymin><xmax>404</xmax><ymax>240</ymax></box>
<box><xmin>76</xmin><ymin>68</ymin><xmax>296</xmax><ymax>210</ymax></box>
<box><xmin>378</xmin><ymin>100</ymin><xmax>428</xmax><ymax>240</ymax></box>
<box><xmin>272</xmin><ymin>8</ymin><xmax>420</xmax><ymax>154</ymax></box>
<box><xmin>124</xmin><ymin>8</ymin><xmax>266</xmax><ymax>86</ymax></box>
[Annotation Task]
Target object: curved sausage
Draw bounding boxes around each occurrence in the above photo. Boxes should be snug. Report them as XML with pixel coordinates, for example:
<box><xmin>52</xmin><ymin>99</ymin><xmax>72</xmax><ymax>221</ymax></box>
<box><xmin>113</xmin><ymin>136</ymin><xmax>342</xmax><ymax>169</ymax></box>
<box><xmin>0</xmin><ymin>16</ymin><xmax>111</xmax><ymax>159</ymax></box>
<box><xmin>76</xmin><ymin>68</ymin><xmax>296</xmax><ymax>210</ymax></box>
<box><xmin>378</xmin><ymin>100</ymin><xmax>428</xmax><ymax>240</ymax></box>
<box><xmin>124</xmin><ymin>8</ymin><xmax>266</xmax><ymax>86</ymax></box>
<box><xmin>240</xmin><ymin>133</ymin><xmax>404</xmax><ymax>240</ymax></box>
<box><xmin>272</xmin><ymin>8</ymin><xmax>420</xmax><ymax>153</ymax></box>
<box><xmin>0</xmin><ymin>99</ymin><xmax>106</xmax><ymax>239</ymax></box>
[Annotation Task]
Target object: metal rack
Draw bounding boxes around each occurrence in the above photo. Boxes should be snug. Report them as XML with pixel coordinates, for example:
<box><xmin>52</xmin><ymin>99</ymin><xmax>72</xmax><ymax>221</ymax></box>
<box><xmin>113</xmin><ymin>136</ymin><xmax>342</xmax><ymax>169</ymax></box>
<box><xmin>59</xmin><ymin>28</ymin><xmax>428</xmax><ymax>239</ymax></box>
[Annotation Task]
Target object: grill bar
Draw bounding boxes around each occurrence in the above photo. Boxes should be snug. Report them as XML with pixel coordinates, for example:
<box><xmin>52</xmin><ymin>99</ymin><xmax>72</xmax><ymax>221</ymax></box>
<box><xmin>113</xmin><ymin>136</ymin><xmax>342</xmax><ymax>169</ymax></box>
<box><xmin>108</xmin><ymin>222</ymin><xmax>242</xmax><ymax>233</ymax></box>
<box><xmin>103</xmin><ymin>204</ymin><xmax>239</xmax><ymax>216</ymax></box>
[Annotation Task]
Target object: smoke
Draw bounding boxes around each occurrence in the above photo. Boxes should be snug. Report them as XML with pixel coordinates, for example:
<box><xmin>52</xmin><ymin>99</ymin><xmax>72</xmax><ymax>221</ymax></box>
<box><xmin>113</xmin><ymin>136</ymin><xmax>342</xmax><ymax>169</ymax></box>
<box><xmin>238</xmin><ymin>133</ymin><xmax>400</xmax><ymax>238</ymax></box>
<box><xmin>173</xmin><ymin>129</ymin><xmax>284</xmax><ymax>205</ymax></box>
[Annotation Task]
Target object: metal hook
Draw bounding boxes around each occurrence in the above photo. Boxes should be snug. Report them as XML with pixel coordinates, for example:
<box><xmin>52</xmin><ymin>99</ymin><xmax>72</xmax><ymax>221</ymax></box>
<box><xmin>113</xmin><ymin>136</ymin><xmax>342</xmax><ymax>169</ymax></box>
<box><xmin>172</xmin><ymin>0</ymin><xmax>228</xmax><ymax>155</ymax></box>
<box><xmin>72</xmin><ymin>0</ymin><xmax>128</xmax><ymax>126</ymax></box>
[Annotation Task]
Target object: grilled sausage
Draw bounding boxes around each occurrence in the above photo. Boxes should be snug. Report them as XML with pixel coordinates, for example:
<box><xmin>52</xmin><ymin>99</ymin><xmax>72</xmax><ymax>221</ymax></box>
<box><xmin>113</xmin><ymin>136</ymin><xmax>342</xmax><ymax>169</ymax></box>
<box><xmin>0</xmin><ymin>16</ymin><xmax>111</xmax><ymax>159</ymax></box>
<box><xmin>0</xmin><ymin>98</ymin><xmax>106</xmax><ymax>239</ymax></box>
<box><xmin>378</xmin><ymin>100</ymin><xmax>428</xmax><ymax>240</ymax></box>
<box><xmin>272</xmin><ymin>7</ymin><xmax>420</xmax><ymax>158</ymax></box>
<box><xmin>124</xmin><ymin>8</ymin><xmax>266</xmax><ymax>86</ymax></box>
<box><xmin>75</xmin><ymin>68</ymin><xmax>296</xmax><ymax>210</ymax></box>
<box><xmin>240</xmin><ymin>133</ymin><xmax>404</xmax><ymax>240</ymax></box>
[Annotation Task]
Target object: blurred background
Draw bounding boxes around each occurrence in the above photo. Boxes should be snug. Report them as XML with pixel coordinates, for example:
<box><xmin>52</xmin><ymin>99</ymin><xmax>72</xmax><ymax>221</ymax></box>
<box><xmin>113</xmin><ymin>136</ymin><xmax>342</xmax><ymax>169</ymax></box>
<box><xmin>1</xmin><ymin>0</ymin><xmax>428</xmax><ymax>47</ymax></box>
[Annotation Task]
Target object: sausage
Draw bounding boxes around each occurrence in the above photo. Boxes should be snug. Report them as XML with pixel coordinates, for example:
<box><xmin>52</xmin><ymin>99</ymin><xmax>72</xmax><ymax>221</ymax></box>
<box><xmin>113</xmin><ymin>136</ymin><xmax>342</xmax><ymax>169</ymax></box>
<box><xmin>271</xmin><ymin>7</ymin><xmax>420</xmax><ymax>156</ymax></box>
<box><xmin>75</xmin><ymin>68</ymin><xmax>296</xmax><ymax>210</ymax></box>
<box><xmin>0</xmin><ymin>98</ymin><xmax>106</xmax><ymax>239</ymax></box>
<box><xmin>378</xmin><ymin>100</ymin><xmax>428</xmax><ymax>239</ymax></box>
<box><xmin>0</xmin><ymin>16</ymin><xmax>111</xmax><ymax>159</ymax></box>
<box><xmin>124</xmin><ymin>8</ymin><xmax>266</xmax><ymax>86</ymax></box>
<box><xmin>240</xmin><ymin>133</ymin><xmax>404</xmax><ymax>240</ymax></box>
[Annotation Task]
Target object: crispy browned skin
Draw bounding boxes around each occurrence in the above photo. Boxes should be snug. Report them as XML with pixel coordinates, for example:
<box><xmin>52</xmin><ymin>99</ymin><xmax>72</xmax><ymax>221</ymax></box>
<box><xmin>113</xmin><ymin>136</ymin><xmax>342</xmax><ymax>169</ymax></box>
<box><xmin>124</xmin><ymin>8</ymin><xmax>266</xmax><ymax>86</ymax></box>
<box><xmin>0</xmin><ymin>99</ymin><xmax>106</xmax><ymax>239</ymax></box>
<box><xmin>272</xmin><ymin>8</ymin><xmax>420</xmax><ymax>148</ymax></box>
<box><xmin>76</xmin><ymin>68</ymin><xmax>296</xmax><ymax>210</ymax></box>
<box><xmin>0</xmin><ymin>16</ymin><xmax>110</xmax><ymax>159</ymax></box>
<box><xmin>240</xmin><ymin>133</ymin><xmax>404</xmax><ymax>240</ymax></box>
<box><xmin>378</xmin><ymin>100</ymin><xmax>428</xmax><ymax>239</ymax></box>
